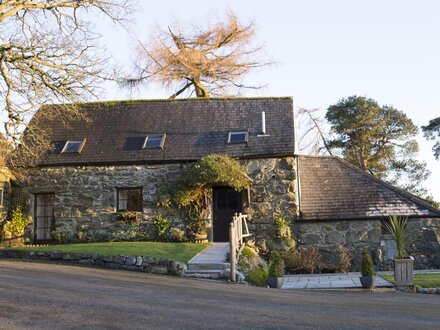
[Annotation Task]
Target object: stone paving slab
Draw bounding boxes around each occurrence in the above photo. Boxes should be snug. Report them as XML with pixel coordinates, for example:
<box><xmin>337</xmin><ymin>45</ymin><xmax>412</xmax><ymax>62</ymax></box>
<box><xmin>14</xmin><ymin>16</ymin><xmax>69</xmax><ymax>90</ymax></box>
<box><xmin>282</xmin><ymin>273</ymin><xmax>394</xmax><ymax>289</ymax></box>
<box><xmin>188</xmin><ymin>243</ymin><xmax>229</xmax><ymax>265</ymax></box>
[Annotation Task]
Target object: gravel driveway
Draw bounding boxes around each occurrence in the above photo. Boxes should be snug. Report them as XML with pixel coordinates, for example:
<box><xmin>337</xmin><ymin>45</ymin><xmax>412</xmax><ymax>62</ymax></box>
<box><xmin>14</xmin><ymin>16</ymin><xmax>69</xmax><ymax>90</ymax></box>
<box><xmin>0</xmin><ymin>260</ymin><xmax>439</xmax><ymax>329</ymax></box>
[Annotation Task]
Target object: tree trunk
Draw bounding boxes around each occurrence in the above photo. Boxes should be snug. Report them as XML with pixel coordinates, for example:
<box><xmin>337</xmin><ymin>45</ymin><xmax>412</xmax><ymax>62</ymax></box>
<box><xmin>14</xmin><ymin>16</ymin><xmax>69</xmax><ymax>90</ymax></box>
<box><xmin>193</xmin><ymin>78</ymin><xmax>209</xmax><ymax>98</ymax></box>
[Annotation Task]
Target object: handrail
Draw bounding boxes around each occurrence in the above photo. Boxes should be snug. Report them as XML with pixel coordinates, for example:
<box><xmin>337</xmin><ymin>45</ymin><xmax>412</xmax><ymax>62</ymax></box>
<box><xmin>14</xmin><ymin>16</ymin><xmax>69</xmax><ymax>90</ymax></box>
<box><xmin>229</xmin><ymin>212</ymin><xmax>252</xmax><ymax>282</ymax></box>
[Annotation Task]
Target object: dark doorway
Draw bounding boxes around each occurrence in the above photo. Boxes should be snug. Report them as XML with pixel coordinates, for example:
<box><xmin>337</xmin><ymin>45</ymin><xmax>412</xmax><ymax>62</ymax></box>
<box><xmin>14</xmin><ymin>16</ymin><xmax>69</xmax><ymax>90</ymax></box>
<box><xmin>34</xmin><ymin>193</ymin><xmax>55</xmax><ymax>243</ymax></box>
<box><xmin>213</xmin><ymin>187</ymin><xmax>242</xmax><ymax>242</ymax></box>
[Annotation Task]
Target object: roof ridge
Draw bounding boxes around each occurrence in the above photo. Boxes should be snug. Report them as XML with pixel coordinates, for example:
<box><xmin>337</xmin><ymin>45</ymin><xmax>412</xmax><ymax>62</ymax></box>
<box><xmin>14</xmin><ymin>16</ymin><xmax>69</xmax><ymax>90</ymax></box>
<box><xmin>41</xmin><ymin>96</ymin><xmax>294</xmax><ymax>108</ymax></box>
<box><xmin>333</xmin><ymin>157</ymin><xmax>440</xmax><ymax>216</ymax></box>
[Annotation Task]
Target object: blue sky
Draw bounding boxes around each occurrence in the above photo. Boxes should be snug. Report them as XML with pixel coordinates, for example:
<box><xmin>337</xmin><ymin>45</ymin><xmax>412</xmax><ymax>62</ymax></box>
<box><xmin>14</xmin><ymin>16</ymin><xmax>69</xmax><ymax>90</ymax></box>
<box><xmin>98</xmin><ymin>0</ymin><xmax>440</xmax><ymax>200</ymax></box>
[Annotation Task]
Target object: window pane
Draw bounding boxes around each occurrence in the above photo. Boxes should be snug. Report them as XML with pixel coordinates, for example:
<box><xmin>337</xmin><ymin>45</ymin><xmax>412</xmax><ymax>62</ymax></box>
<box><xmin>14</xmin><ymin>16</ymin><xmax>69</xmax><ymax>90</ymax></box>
<box><xmin>118</xmin><ymin>188</ymin><xmax>142</xmax><ymax>211</ymax></box>
<box><xmin>62</xmin><ymin>140</ymin><xmax>85</xmax><ymax>153</ymax></box>
<box><xmin>229</xmin><ymin>132</ymin><xmax>247</xmax><ymax>143</ymax></box>
<box><xmin>144</xmin><ymin>136</ymin><xmax>164</xmax><ymax>148</ymax></box>
<box><xmin>128</xmin><ymin>189</ymin><xmax>142</xmax><ymax>211</ymax></box>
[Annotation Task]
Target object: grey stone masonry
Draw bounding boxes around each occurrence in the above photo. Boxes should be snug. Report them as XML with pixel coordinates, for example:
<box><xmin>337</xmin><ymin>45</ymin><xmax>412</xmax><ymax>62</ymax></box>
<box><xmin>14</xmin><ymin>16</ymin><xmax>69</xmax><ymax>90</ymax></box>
<box><xmin>24</xmin><ymin>157</ymin><xmax>297</xmax><ymax>244</ymax></box>
<box><xmin>0</xmin><ymin>249</ymin><xmax>187</xmax><ymax>276</ymax></box>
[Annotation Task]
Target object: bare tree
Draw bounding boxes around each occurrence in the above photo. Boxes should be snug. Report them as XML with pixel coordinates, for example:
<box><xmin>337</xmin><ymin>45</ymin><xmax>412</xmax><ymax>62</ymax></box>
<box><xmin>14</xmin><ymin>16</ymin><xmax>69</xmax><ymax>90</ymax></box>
<box><xmin>0</xmin><ymin>0</ymin><xmax>130</xmax><ymax>168</ymax></box>
<box><xmin>126</xmin><ymin>11</ymin><xmax>268</xmax><ymax>98</ymax></box>
<box><xmin>296</xmin><ymin>108</ymin><xmax>332</xmax><ymax>155</ymax></box>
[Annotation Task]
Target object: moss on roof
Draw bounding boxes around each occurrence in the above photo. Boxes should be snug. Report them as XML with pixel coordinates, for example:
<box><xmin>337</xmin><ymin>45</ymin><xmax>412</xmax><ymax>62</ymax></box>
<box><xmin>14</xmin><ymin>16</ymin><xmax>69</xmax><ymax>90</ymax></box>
<box><xmin>43</xmin><ymin>96</ymin><xmax>293</xmax><ymax>108</ymax></box>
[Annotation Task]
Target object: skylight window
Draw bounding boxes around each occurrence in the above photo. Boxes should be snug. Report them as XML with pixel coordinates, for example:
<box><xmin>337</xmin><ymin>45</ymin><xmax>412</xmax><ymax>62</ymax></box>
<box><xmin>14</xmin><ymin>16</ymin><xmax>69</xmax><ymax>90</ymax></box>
<box><xmin>143</xmin><ymin>134</ymin><xmax>166</xmax><ymax>149</ymax></box>
<box><xmin>61</xmin><ymin>139</ymin><xmax>86</xmax><ymax>154</ymax></box>
<box><xmin>228</xmin><ymin>131</ymin><xmax>248</xmax><ymax>144</ymax></box>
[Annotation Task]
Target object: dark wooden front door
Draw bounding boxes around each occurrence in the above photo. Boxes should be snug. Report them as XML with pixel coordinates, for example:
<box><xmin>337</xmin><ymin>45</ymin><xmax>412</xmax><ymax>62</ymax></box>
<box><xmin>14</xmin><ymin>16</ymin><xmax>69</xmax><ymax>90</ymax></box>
<box><xmin>213</xmin><ymin>187</ymin><xmax>242</xmax><ymax>242</ymax></box>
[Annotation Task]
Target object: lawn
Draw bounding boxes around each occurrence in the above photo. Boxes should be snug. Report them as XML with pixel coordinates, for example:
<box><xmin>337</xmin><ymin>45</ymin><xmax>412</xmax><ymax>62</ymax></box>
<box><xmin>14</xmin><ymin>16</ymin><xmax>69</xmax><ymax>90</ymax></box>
<box><xmin>381</xmin><ymin>274</ymin><xmax>440</xmax><ymax>288</ymax></box>
<box><xmin>14</xmin><ymin>242</ymin><xmax>210</xmax><ymax>263</ymax></box>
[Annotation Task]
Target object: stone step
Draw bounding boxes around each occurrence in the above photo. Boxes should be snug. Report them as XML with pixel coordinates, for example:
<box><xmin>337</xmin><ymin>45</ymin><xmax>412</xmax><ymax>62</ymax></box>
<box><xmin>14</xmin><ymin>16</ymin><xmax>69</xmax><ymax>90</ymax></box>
<box><xmin>188</xmin><ymin>263</ymin><xmax>229</xmax><ymax>271</ymax></box>
<box><xmin>183</xmin><ymin>269</ymin><xmax>227</xmax><ymax>279</ymax></box>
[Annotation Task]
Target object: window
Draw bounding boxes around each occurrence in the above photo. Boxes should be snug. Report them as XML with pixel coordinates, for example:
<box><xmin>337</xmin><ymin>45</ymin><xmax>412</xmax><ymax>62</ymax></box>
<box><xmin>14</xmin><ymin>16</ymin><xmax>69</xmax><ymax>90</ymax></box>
<box><xmin>34</xmin><ymin>193</ymin><xmax>55</xmax><ymax>242</ymax></box>
<box><xmin>227</xmin><ymin>131</ymin><xmax>248</xmax><ymax>144</ymax></box>
<box><xmin>117</xmin><ymin>187</ymin><xmax>143</xmax><ymax>212</ymax></box>
<box><xmin>143</xmin><ymin>134</ymin><xmax>166</xmax><ymax>149</ymax></box>
<box><xmin>61</xmin><ymin>139</ymin><xmax>86</xmax><ymax>154</ymax></box>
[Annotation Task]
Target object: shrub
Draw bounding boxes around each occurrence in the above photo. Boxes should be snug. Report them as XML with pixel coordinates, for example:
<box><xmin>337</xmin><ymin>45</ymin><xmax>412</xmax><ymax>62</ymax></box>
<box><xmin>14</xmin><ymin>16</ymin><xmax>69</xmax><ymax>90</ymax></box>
<box><xmin>246</xmin><ymin>264</ymin><xmax>268</xmax><ymax>287</ymax></box>
<box><xmin>273</xmin><ymin>217</ymin><xmax>291</xmax><ymax>240</ymax></box>
<box><xmin>283</xmin><ymin>247</ymin><xmax>321</xmax><ymax>274</ymax></box>
<box><xmin>238</xmin><ymin>247</ymin><xmax>262</xmax><ymax>274</ymax></box>
<box><xmin>268</xmin><ymin>252</ymin><xmax>284</xmax><ymax>277</ymax></box>
<box><xmin>4</xmin><ymin>207</ymin><xmax>29</xmax><ymax>238</ymax></box>
<box><xmin>361</xmin><ymin>250</ymin><xmax>374</xmax><ymax>277</ymax></box>
<box><xmin>168</xmin><ymin>227</ymin><xmax>186</xmax><ymax>242</ymax></box>
<box><xmin>153</xmin><ymin>215</ymin><xmax>170</xmax><ymax>239</ymax></box>
<box><xmin>116</xmin><ymin>211</ymin><xmax>141</xmax><ymax>223</ymax></box>
<box><xmin>338</xmin><ymin>244</ymin><xmax>352</xmax><ymax>273</ymax></box>
<box><xmin>111</xmin><ymin>224</ymin><xmax>150</xmax><ymax>242</ymax></box>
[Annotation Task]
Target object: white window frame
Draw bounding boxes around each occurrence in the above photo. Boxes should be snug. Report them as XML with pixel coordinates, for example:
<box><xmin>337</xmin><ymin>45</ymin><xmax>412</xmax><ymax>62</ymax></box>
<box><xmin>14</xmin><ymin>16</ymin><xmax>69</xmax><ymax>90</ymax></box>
<box><xmin>227</xmin><ymin>131</ymin><xmax>249</xmax><ymax>144</ymax></box>
<box><xmin>61</xmin><ymin>139</ymin><xmax>87</xmax><ymax>154</ymax></box>
<box><xmin>143</xmin><ymin>134</ymin><xmax>166</xmax><ymax>149</ymax></box>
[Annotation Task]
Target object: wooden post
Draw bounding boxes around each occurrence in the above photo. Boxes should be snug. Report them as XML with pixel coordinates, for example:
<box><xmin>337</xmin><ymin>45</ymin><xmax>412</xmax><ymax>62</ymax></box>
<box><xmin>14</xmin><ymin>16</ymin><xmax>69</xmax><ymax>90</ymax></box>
<box><xmin>229</xmin><ymin>221</ymin><xmax>236</xmax><ymax>282</ymax></box>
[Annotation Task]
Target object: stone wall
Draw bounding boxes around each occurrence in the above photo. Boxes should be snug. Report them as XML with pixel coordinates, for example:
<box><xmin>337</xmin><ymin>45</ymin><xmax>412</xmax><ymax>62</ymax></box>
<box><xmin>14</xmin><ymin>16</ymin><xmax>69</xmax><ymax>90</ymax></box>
<box><xmin>408</xmin><ymin>218</ymin><xmax>440</xmax><ymax>269</ymax></box>
<box><xmin>297</xmin><ymin>219</ymin><xmax>382</xmax><ymax>270</ymax></box>
<box><xmin>243</xmin><ymin>157</ymin><xmax>297</xmax><ymax>251</ymax></box>
<box><xmin>23</xmin><ymin>157</ymin><xmax>297</xmax><ymax>243</ymax></box>
<box><xmin>297</xmin><ymin>217</ymin><xmax>440</xmax><ymax>270</ymax></box>
<box><xmin>25</xmin><ymin>164</ymin><xmax>184</xmax><ymax>242</ymax></box>
<box><xmin>0</xmin><ymin>249</ymin><xmax>187</xmax><ymax>276</ymax></box>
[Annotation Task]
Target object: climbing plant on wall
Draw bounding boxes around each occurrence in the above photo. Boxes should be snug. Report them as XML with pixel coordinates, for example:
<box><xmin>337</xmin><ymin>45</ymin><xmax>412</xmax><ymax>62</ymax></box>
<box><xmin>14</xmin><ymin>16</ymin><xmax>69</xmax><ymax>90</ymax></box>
<box><xmin>160</xmin><ymin>154</ymin><xmax>252</xmax><ymax>238</ymax></box>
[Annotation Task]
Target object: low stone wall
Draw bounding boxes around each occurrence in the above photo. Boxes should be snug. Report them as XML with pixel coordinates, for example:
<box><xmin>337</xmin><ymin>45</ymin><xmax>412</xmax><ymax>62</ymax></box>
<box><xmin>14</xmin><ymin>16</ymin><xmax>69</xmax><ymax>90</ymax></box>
<box><xmin>297</xmin><ymin>219</ymin><xmax>382</xmax><ymax>270</ymax></box>
<box><xmin>0</xmin><ymin>249</ymin><xmax>187</xmax><ymax>276</ymax></box>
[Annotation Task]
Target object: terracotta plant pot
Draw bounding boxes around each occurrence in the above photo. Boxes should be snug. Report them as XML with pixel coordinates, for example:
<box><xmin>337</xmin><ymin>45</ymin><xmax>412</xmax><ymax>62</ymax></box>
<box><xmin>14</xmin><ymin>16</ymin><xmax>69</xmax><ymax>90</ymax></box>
<box><xmin>194</xmin><ymin>233</ymin><xmax>208</xmax><ymax>243</ymax></box>
<box><xmin>360</xmin><ymin>276</ymin><xmax>375</xmax><ymax>289</ymax></box>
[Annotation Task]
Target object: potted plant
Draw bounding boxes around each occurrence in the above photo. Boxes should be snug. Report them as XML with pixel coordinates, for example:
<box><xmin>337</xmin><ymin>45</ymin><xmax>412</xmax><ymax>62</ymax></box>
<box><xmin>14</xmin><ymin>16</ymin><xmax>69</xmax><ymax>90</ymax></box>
<box><xmin>383</xmin><ymin>215</ymin><xmax>414</xmax><ymax>288</ymax></box>
<box><xmin>360</xmin><ymin>250</ymin><xmax>375</xmax><ymax>289</ymax></box>
<box><xmin>267</xmin><ymin>252</ymin><xmax>284</xmax><ymax>289</ymax></box>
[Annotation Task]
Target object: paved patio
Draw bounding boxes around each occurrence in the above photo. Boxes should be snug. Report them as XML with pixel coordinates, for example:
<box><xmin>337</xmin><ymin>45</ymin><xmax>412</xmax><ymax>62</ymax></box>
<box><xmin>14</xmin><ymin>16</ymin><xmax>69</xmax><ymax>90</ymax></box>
<box><xmin>282</xmin><ymin>273</ymin><xmax>393</xmax><ymax>289</ymax></box>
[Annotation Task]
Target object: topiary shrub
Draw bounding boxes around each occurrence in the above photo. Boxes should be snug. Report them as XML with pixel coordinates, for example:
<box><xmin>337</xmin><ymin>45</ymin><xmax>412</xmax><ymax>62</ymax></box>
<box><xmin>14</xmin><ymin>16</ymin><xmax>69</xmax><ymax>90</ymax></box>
<box><xmin>268</xmin><ymin>252</ymin><xmax>284</xmax><ymax>277</ymax></box>
<box><xmin>361</xmin><ymin>250</ymin><xmax>374</xmax><ymax>277</ymax></box>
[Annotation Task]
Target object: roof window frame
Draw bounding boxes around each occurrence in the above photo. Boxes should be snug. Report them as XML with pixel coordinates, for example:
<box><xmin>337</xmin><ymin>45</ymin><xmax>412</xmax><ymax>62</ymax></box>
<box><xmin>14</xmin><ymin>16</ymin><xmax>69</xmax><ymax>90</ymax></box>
<box><xmin>143</xmin><ymin>134</ymin><xmax>166</xmax><ymax>149</ymax></box>
<box><xmin>227</xmin><ymin>130</ymin><xmax>249</xmax><ymax>144</ymax></box>
<box><xmin>61</xmin><ymin>139</ymin><xmax>86</xmax><ymax>154</ymax></box>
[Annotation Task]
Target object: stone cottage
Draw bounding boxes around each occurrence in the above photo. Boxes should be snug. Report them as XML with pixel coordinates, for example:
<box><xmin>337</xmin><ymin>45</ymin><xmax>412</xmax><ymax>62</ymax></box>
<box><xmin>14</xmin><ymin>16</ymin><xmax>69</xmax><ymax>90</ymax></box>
<box><xmin>21</xmin><ymin>97</ymin><xmax>440</xmax><ymax>269</ymax></box>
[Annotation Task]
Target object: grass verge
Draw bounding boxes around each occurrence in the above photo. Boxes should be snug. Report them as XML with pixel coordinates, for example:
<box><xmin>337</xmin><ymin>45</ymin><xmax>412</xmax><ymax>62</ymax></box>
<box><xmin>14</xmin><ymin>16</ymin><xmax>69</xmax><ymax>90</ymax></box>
<box><xmin>12</xmin><ymin>242</ymin><xmax>210</xmax><ymax>264</ymax></box>
<box><xmin>381</xmin><ymin>274</ymin><xmax>440</xmax><ymax>288</ymax></box>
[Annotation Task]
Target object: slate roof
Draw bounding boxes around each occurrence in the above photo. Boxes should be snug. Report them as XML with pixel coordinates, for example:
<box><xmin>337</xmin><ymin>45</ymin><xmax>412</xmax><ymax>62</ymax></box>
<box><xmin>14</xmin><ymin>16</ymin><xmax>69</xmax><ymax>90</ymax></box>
<box><xmin>298</xmin><ymin>155</ymin><xmax>440</xmax><ymax>220</ymax></box>
<box><xmin>30</xmin><ymin>97</ymin><xmax>295</xmax><ymax>166</ymax></box>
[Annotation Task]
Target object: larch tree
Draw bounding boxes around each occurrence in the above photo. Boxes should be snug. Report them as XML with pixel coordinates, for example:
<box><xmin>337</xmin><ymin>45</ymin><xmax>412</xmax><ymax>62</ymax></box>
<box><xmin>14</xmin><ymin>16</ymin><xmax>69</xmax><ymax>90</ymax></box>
<box><xmin>325</xmin><ymin>95</ymin><xmax>431</xmax><ymax>197</ymax></box>
<box><xmin>0</xmin><ymin>0</ymin><xmax>130</xmax><ymax>168</ymax></box>
<box><xmin>422</xmin><ymin>117</ymin><xmax>440</xmax><ymax>160</ymax></box>
<box><xmin>126</xmin><ymin>11</ymin><xmax>268</xmax><ymax>98</ymax></box>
